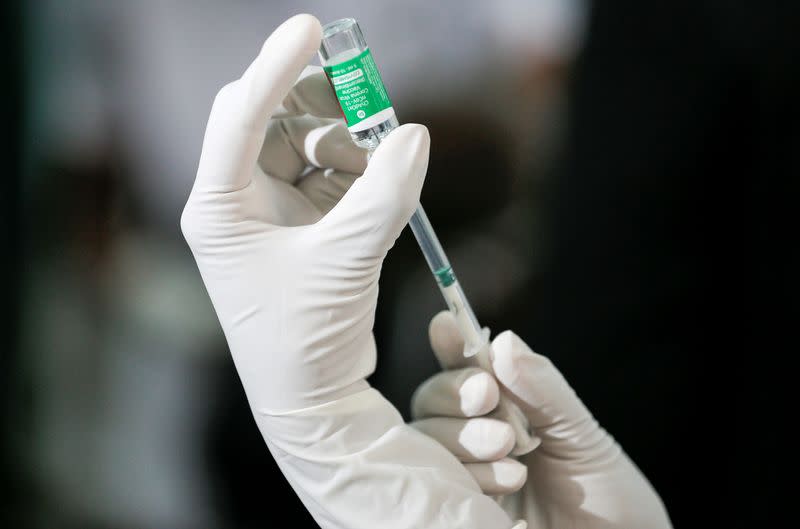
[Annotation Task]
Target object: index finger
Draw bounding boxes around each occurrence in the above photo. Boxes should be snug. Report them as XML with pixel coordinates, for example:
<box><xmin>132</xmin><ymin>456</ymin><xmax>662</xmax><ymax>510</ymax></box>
<box><xmin>272</xmin><ymin>67</ymin><xmax>343</xmax><ymax>120</ymax></box>
<box><xmin>429</xmin><ymin>310</ymin><xmax>476</xmax><ymax>369</ymax></box>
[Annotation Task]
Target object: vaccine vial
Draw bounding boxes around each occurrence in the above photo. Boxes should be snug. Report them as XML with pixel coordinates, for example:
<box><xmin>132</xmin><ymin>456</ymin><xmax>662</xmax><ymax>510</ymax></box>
<box><xmin>318</xmin><ymin>18</ymin><xmax>399</xmax><ymax>150</ymax></box>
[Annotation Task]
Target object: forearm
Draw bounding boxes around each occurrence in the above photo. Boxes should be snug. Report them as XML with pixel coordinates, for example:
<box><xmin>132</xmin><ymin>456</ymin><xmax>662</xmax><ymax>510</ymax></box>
<box><xmin>256</xmin><ymin>387</ymin><xmax>518</xmax><ymax>529</ymax></box>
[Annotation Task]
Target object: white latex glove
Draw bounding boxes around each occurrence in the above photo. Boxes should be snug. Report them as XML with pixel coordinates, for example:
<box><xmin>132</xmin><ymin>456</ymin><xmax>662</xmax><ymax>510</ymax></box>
<box><xmin>412</xmin><ymin>311</ymin><xmax>673</xmax><ymax>529</ymax></box>
<box><xmin>182</xmin><ymin>14</ymin><xmax>525</xmax><ymax>529</ymax></box>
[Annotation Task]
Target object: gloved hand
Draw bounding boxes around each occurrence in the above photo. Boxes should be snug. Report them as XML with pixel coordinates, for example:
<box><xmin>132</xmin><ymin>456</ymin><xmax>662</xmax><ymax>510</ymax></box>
<box><xmin>412</xmin><ymin>311</ymin><xmax>673</xmax><ymax>529</ymax></box>
<box><xmin>182</xmin><ymin>14</ymin><xmax>525</xmax><ymax>529</ymax></box>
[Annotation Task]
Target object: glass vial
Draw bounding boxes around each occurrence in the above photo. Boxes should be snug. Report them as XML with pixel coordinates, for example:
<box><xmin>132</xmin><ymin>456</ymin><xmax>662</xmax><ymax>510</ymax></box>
<box><xmin>319</xmin><ymin>18</ymin><xmax>399</xmax><ymax>150</ymax></box>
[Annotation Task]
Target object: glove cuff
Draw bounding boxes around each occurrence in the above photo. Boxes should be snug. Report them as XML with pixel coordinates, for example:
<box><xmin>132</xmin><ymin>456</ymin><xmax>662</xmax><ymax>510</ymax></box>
<box><xmin>253</xmin><ymin>387</ymin><xmax>518</xmax><ymax>528</ymax></box>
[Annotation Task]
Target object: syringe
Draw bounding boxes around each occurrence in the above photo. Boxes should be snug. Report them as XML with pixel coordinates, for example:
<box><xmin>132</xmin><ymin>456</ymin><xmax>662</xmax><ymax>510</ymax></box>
<box><xmin>319</xmin><ymin>18</ymin><xmax>536</xmax><ymax>455</ymax></box>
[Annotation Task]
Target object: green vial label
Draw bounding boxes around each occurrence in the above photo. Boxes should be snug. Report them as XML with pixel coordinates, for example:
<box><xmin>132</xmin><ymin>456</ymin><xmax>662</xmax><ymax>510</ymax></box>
<box><xmin>323</xmin><ymin>48</ymin><xmax>394</xmax><ymax>131</ymax></box>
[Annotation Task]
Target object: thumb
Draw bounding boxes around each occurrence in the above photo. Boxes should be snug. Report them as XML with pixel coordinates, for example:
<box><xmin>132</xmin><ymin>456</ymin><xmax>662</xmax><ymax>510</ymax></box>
<box><xmin>317</xmin><ymin>124</ymin><xmax>429</xmax><ymax>258</ymax></box>
<box><xmin>491</xmin><ymin>331</ymin><xmax>600</xmax><ymax>449</ymax></box>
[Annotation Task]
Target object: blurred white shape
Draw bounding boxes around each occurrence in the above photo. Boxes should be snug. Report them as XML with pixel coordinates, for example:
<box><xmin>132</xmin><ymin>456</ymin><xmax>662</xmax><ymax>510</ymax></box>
<box><xmin>24</xmin><ymin>232</ymin><xmax>221</xmax><ymax>528</ymax></box>
<box><xmin>487</xmin><ymin>0</ymin><xmax>588</xmax><ymax>63</ymax></box>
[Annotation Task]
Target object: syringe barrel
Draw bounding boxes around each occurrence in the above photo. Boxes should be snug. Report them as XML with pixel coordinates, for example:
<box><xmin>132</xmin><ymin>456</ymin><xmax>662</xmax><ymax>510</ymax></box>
<box><xmin>408</xmin><ymin>207</ymin><xmax>485</xmax><ymax>354</ymax></box>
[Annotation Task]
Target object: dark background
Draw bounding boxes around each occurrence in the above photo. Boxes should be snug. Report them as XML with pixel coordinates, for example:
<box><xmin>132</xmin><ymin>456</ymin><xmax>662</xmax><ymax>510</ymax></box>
<box><xmin>3</xmin><ymin>1</ymin><xmax>796</xmax><ymax>528</ymax></box>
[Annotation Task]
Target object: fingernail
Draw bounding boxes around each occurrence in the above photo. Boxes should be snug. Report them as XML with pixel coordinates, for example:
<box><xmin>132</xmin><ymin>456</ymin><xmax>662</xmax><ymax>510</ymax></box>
<box><xmin>460</xmin><ymin>371</ymin><xmax>499</xmax><ymax>417</ymax></box>
<box><xmin>485</xmin><ymin>421</ymin><xmax>515</xmax><ymax>459</ymax></box>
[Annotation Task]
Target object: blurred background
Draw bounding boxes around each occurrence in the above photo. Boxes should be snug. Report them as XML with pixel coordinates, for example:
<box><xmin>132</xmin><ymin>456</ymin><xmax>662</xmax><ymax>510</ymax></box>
<box><xmin>2</xmin><ymin>1</ymin><xmax>796</xmax><ymax>528</ymax></box>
